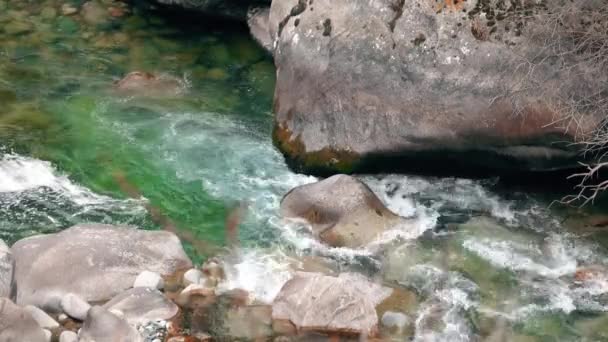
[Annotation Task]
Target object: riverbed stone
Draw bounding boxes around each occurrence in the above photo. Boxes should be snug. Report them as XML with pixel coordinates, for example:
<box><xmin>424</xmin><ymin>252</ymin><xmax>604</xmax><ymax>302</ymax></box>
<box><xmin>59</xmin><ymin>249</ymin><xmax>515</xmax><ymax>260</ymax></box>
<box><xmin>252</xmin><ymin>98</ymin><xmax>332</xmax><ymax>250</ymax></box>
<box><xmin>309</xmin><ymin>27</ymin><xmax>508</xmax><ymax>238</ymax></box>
<box><xmin>82</xmin><ymin>1</ymin><xmax>109</xmax><ymax>25</ymax></box>
<box><xmin>281</xmin><ymin>174</ymin><xmax>411</xmax><ymax>248</ymax></box>
<box><xmin>254</xmin><ymin>0</ymin><xmax>606</xmax><ymax>176</ymax></box>
<box><xmin>79</xmin><ymin>306</ymin><xmax>143</xmax><ymax>342</ymax></box>
<box><xmin>183</xmin><ymin>268</ymin><xmax>203</xmax><ymax>286</ymax></box>
<box><xmin>12</xmin><ymin>223</ymin><xmax>192</xmax><ymax>311</ymax></box>
<box><xmin>114</xmin><ymin>71</ymin><xmax>186</xmax><ymax>98</ymax></box>
<box><xmin>24</xmin><ymin>305</ymin><xmax>60</xmax><ymax>329</ymax></box>
<box><xmin>0</xmin><ymin>239</ymin><xmax>15</xmax><ymax>299</ymax></box>
<box><xmin>0</xmin><ymin>298</ymin><xmax>48</xmax><ymax>342</ymax></box>
<box><xmin>60</xmin><ymin>293</ymin><xmax>91</xmax><ymax>321</ymax></box>
<box><xmin>59</xmin><ymin>331</ymin><xmax>79</xmax><ymax>342</ymax></box>
<box><xmin>133</xmin><ymin>270</ymin><xmax>164</xmax><ymax>290</ymax></box>
<box><xmin>103</xmin><ymin>287</ymin><xmax>179</xmax><ymax>325</ymax></box>
<box><xmin>272</xmin><ymin>272</ymin><xmax>392</xmax><ymax>335</ymax></box>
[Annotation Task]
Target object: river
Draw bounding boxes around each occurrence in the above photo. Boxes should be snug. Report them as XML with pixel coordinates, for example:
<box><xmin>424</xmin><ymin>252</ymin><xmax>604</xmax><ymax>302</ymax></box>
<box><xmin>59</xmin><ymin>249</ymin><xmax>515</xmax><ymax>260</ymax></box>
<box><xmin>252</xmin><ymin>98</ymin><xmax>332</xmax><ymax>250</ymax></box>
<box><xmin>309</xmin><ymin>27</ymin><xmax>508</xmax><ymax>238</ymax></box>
<box><xmin>0</xmin><ymin>1</ymin><xmax>607</xmax><ymax>340</ymax></box>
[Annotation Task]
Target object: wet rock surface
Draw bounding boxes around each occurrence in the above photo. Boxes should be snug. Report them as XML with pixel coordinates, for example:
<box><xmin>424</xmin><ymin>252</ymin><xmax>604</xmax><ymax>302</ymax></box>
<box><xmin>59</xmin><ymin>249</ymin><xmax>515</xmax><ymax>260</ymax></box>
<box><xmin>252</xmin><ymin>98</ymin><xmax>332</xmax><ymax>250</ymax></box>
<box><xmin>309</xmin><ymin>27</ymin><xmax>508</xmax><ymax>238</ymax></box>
<box><xmin>272</xmin><ymin>272</ymin><xmax>392</xmax><ymax>335</ymax></box>
<box><xmin>103</xmin><ymin>287</ymin><xmax>179</xmax><ymax>325</ymax></box>
<box><xmin>12</xmin><ymin>223</ymin><xmax>192</xmax><ymax>310</ymax></box>
<box><xmin>252</xmin><ymin>0</ymin><xmax>606</xmax><ymax>176</ymax></box>
<box><xmin>281</xmin><ymin>174</ymin><xmax>412</xmax><ymax>247</ymax></box>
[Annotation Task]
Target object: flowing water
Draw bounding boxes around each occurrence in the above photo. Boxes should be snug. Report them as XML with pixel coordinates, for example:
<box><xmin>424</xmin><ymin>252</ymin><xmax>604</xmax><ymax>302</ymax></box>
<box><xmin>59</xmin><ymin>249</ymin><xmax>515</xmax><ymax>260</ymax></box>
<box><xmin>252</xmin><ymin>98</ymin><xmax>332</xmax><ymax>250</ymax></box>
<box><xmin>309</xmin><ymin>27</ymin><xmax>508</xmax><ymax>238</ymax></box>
<box><xmin>1</xmin><ymin>1</ymin><xmax>608</xmax><ymax>340</ymax></box>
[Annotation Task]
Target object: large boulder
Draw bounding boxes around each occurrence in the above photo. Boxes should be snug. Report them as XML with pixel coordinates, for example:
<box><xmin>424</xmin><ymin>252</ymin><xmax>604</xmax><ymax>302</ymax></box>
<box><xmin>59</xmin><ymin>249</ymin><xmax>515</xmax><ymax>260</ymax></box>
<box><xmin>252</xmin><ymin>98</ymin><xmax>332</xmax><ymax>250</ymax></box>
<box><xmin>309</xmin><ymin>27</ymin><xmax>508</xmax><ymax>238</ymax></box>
<box><xmin>0</xmin><ymin>240</ymin><xmax>15</xmax><ymax>299</ymax></box>
<box><xmin>251</xmin><ymin>0</ymin><xmax>605</xmax><ymax>176</ymax></box>
<box><xmin>281</xmin><ymin>174</ymin><xmax>411</xmax><ymax>248</ymax></box>
<box><xmin>272</xmin><ymin>272</ymin><xmax>393</xmax><ymax>335</ymax></box>
<box><xmin>0</xmin><ymin>298</ymin><xmax>48</xmax><ymax>342</ymax></box>
<box><xmin>12</xmin><ymin>224</ymin><xmax>192</xmax><ymax>311</ymax></box>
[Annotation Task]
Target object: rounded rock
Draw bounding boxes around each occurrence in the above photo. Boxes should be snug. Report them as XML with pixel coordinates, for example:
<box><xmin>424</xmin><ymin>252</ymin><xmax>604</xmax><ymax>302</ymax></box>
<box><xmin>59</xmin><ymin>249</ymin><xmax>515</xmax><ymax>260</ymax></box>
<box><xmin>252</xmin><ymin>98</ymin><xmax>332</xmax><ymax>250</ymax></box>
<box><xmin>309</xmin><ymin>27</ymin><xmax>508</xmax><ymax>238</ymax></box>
<box><xmin>61</xmin><ymin>293</ymin><xmax>92</xmax><ymax>321</ymax></box>
<box><xmin>133</xmin><ymin>271</ymin><xmax>164</xmax><ymax>290</ymax></box>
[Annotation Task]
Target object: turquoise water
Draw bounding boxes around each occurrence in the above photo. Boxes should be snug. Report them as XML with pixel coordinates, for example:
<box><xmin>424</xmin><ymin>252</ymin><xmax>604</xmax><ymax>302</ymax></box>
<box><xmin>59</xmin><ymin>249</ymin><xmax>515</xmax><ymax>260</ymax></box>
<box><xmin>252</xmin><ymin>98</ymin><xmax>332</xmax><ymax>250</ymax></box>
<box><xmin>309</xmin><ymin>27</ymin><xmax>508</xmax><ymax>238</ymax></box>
<box><xmin>1</xmin><ymin>1</ymin><xmax>608</xmax><ymax>340</ymax></box>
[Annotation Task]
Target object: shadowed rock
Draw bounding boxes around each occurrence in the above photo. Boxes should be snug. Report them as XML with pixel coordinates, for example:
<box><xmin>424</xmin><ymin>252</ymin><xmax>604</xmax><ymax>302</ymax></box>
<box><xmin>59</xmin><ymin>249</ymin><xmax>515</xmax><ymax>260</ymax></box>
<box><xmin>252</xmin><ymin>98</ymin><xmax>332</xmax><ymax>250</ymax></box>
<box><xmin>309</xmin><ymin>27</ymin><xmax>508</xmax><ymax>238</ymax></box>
<box><xmin>281</xmin><ymin>174</ymin><xmax>412</xmax><ymax>247</ymax></box>
<box><xmin>12</xmin><ymin>223</ymin><xmax>192</xmax><ymax>311</ymax></box>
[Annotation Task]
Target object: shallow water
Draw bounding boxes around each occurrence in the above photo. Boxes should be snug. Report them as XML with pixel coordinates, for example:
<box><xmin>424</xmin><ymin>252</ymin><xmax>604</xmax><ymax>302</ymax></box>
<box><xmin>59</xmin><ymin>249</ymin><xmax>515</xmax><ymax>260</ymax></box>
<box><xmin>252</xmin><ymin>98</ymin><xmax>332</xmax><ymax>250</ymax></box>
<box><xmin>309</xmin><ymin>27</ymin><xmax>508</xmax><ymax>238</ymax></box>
<box><xmin>1</xmin><ymin>1</ymin><xmax>608</xmax><ymax>340</ymax></box>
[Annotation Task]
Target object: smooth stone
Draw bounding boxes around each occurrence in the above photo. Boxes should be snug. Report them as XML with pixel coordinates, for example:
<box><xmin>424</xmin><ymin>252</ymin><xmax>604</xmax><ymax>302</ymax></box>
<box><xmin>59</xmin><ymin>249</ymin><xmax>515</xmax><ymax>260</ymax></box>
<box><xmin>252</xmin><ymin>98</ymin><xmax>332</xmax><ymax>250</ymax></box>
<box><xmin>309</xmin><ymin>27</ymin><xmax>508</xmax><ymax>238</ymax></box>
<box><xmin>281</xmin><ymin>174</ymin><xmax>411</xmax><ymax>248</ymax></box>
<box><xmin>381</xmin><ymin>311</ymin><xmax>409</xmax><ymax>332</ymax></box>
<box><xmin>12</xmin><ymin>223</ymin><xmax>192</xmax><ymax>311</ymax></box>
<box><xmin>183</xmin><ymin>268</ymin><xmax>203</xmax><ymax>286</ymax></box>
<box><xmin>24</xmin><ymin>305</ymin><xmax>60</xmax><ymax>329</ymax></box>
<box><xmin>272</xmin><ymin>272</ymin><xmax>392</xmax><ymax>335</ymax></box>
<box><xmin>0</xmin><ymin>298</ymin><xmax>48</xmax><ymax>342</ymax></box>
<box><xmin>58</xmin><ymin>313</ymin><xmax>69</xmax><ymax>323</ymax></box>
<box><xmin>61</xmin><ymin>293</ymin><xmax>91</xmax><ymax>321</ymax></box>
<box><xmin>59</xmin><ymin>331</ymin><xmax>79</xmax><ymax>342</ymax></box>
<box><xmin>82</xmin><ymin>1</ymin><xmax>109</xmax><ymax>25</ymax></box>
<box><xmin>61</xmin><ymin>4</ymin><xmax>78</xmax><ymax>16</ymax></box>
<box><xmin>79</xmin><ymin>306</ymin><xmax>142</xmax><ymax>342</ymax></box>
<box><xmin>133</xmin><ymin>271</ymin><xmax>164</xmax><ymax>290</ymax></box>
<box><xmin>0</xmin><ymin>239</ymin><xmax>15</xmax><ymax>299</ymax></box>
<box><xmin>103</xmin><ymin>287</ymin><xmax>179</xmax><ymax>325</ymax></box>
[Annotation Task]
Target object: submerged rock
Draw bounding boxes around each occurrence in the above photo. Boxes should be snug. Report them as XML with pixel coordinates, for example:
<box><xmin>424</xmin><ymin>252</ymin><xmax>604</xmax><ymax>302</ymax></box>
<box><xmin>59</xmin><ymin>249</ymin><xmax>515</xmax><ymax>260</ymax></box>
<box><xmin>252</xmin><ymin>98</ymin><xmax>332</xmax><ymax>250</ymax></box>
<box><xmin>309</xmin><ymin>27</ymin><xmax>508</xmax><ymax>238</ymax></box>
<box><xmin>103</xmin><ymin>287</ymin><xmax>179</xmax><ymax>325</ymax></box>
<box><xmin>79</xmin><ymin>306</ymin><xmax>143</xmax><ymax>342</ymax></box>
<box><xmin>253</xmin><ymin>0</ymin><xmax>605</xmax><ymax>176</ymax></box>
<box><xmin>281</xmin><ymin>174</ymin><xmax>411</xmax><ymax>248</ymax></box>
<box><xmin>0</xmin><ymin>239</ymin><xmax>15</xmax><ymax>299</ymax></box>
<box><xmin>114</xmin><ymin>71</ymin><xmax>187</xmax><ymax>98</ymax></box>
<box><xmin>272</xmin><ymin>272</ymin><xmax>392</xmax><ymax>335</ymax></box>
<box><xmin>12</xmin><ymin>223</ymin><xmax>192</xmax><ymax>311</ymax></box>
<box><xmin>0</xmin><ymin>298</ymin><xmax>48</xmax><ymax>342</ymax></box>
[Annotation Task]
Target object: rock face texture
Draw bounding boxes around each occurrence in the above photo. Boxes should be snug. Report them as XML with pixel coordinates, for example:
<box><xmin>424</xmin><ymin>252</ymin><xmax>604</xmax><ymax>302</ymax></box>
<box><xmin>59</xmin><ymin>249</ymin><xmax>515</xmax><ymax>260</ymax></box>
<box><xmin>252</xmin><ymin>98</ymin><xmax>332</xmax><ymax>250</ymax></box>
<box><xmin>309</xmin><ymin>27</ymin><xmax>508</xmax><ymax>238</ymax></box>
<box><xmin>251</xmin><ymin>0</ymin><xmax>605</xmax><ymax>176</ymax></box>
<box><xmin>12</xmin><ymin>224</ymin><xmax>192</xmax><ymax>311</ymax></box>
<box><xmin>0</xmin><ymin>298</ymin><xmax>48</xmax><ymax>342</ymax></box>
<box><xmin>272</xmin><ymin>272</ymin><xmax>392</xmax><ymax>335</ymax></box>
<box><xmin>281</xmin><ymin>174</ymin><xmax>410</xmax><ymax>247</ymax></box>
<box><xmin>0</xmin><ymin>240</ymin><xmax>15</xmax><ymax>299</ymax></box>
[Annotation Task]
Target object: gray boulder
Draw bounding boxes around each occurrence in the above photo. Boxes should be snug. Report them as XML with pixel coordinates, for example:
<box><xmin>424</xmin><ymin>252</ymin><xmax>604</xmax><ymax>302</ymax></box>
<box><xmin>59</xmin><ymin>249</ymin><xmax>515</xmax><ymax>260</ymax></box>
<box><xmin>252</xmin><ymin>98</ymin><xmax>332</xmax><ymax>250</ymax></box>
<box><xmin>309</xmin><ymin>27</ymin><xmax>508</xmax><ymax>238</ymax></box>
<box><xmin>0</xmin><ymin>240</ymin><xmax>15</xmax><ymax>299</ymax></box>
<box><xmin>281</xmin><ymin>174</ymin><xmax>411</xmax><ymax>247</ymax></box>
<box><xmin>251</xmin><ymin>0</ymin><xmax>605</xmax><ymax>176</ymax></box>
<box><xmin>0</xmin><ymin>298</ymin><xmax>48</xmax><ymax>342</ymax></box>
<box><xmin>79</xmin><ymin>306</ymin><xmax>143</xmax><ymax>342</ymax></box>
<box><xmin>12</xmin><ymin>224</ymin><xmax>192</xmax><ymax>311</ymax></box>
<box><xmin>272</xmin><ymin>272</ymin><xmax>392</xmax><ymax>335</ymax></box>
<box><xmin>103</xmin><ymin>287</ymin><xmax>179</xmax><ymax>325</ymax></box>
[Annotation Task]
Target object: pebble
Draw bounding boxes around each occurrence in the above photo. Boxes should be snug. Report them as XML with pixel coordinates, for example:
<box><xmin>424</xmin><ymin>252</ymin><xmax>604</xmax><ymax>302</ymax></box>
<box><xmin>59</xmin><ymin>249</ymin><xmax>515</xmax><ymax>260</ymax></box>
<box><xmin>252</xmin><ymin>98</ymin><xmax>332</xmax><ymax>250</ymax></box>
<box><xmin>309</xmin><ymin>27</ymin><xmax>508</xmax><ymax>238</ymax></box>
<box><xmin>61</xmin><ymin>293</ymin><xmax>92</xmax><ymax>321</ymax></box>
<box><xmin>61</xmin><ymin>4</ymin><xmax>78</xmax><ymax>16</ymax></box>
<box><xmin>182</xmin><ymin>268</ymin><xmax>203</xmax><ymax>286</ymax></box>
<box><xmin>24</xmin><ymin>305</ymin><xmax>60</xmax><ymax>329</ymax></box>
<box><xmin>59</xmin><ymin>330</ymin><xmax>79</xmax><ymax>342</ymax></box>
<box><xmin>133</xmin><ymin>270</ymin><xmax>164</xmax><ymax>290</ymax></box>
<box><xmin>58</xmin><ymin>313</ymin><xmax>69</xmax><ymax>323</ymax></box>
